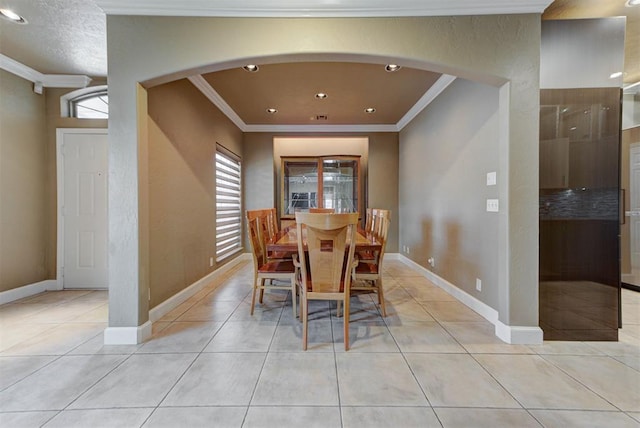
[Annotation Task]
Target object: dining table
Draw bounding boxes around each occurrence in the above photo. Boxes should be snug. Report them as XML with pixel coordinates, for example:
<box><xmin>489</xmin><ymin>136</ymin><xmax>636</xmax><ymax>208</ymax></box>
<box><xmin>266</xmin><ymin>223</ymin><xmax>382</xmax><ymax>254</ymax></box>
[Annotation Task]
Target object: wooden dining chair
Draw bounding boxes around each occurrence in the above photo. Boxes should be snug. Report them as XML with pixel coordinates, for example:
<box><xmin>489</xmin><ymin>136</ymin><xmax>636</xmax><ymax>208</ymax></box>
<box><xmin>294</xmin><ymin>212</ymin><xmax>359</xmax><ymax>350</ymax></box>
<box><xmin>309</xmin><ymin>208</ymin><xmax>335</xmax><ymax>213</ymax></box>
<box><xmin>364</xmin><ymin>208</ymin><xmax>373</xmax><ymax>233</ymax></box>
<box><xmin>352</xmin><ymin>209</ymin><xmax>390</xmax><ymax>317</ymax></box>
<box><xmin>246</xmin><ymin>211</ymin><xmax>297</xmax><ymax>317</ymax></box>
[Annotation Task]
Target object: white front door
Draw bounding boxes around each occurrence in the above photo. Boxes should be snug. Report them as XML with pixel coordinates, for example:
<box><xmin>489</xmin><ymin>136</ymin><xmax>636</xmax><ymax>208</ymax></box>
<box><xmin>57</xmin><ymin>129</ymin><xmax>108</xmax><ymax>289</ymax></box>
<box><xmin>631</xmin><ymin>145</ymin><xmax>640</xmax><ymax>270</ymax></box>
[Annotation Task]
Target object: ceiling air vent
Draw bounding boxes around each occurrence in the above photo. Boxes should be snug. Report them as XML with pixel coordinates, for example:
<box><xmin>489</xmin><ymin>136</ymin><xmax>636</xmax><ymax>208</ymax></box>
<box><xmin>316</xmin><ymin>115</ymin><xmax>328</xmax><ymax>121</ymax></box>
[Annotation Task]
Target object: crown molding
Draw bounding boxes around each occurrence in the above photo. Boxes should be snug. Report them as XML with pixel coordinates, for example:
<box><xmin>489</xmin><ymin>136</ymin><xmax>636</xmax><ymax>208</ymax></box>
<box><xmin>0</xmin><ymin>54</ymin><xmax>91</xmax><ymax>89</ymax></box>
<box><xmin>188</xmin><ymin>75</ymin><xmax>246</xmax><ymax>130</ymax></box>
<box><xmin>189</xmin><ymin>71</ymin><xmax>455</xmax><ymax>133</ymax></box>
<box><xmin>95</xmin><ymin>0</ymin><xmax>553</xmax><ymax>17</ymax></box>
<box><xmin>397</xmin><ymin>74</ymin><xmax>456</xmax><ymax>130</ymax></box>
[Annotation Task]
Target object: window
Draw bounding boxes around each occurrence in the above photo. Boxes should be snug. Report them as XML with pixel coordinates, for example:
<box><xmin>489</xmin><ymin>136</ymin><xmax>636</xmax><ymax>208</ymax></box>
<box><xmin>71</xmin><ymin>90</ymin><xmax>108</xmax><ymax>119</ymax></box>
<box><xmin>60</xmin><ymin>86</ymin><xmax>109</xmax><ymax>119</ymax></box>
<box><xmin>215</xmin><ymin>145</ymin><xmax>242</xmax><ymax>262</ymax></box>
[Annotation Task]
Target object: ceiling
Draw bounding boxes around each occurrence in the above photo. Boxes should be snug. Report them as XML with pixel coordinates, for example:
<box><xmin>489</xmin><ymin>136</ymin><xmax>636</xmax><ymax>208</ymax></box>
<box><xmin>0</xmin><ymin>0</ymin><xmax>637</xmax><ymax>129</ymax></box>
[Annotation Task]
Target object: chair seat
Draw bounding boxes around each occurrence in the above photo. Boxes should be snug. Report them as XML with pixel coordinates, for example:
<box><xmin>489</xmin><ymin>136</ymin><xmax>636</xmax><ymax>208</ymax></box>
<box><xmin>267</xmin><ymin>250</ymin><xmax>296</xmax><ymax>260</ymax></box>
<box><xmin>355</xmin><ymin>262</ymin><xmax>379</xmax><ymax>275</ymax></box>
<box><xmin>258</xmin><ymin>259</ymin><xmax>296</xmax><ymax>274</ymax></box>
<box><xmin>356</xmin><ymin>250</ymin><xmax>376</xmax><ymax>262</ymax></box>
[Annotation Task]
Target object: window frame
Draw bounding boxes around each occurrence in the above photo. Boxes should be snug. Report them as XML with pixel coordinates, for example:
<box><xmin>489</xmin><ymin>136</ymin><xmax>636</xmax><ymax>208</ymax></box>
<box><xmin>215</xmin><ymin>144</ymin><xmax>243</xmax><ymax>263</ymax></box>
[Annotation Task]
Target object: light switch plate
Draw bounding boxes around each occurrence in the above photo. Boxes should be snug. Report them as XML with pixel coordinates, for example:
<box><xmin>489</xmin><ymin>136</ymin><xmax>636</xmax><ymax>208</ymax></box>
<box><xmin>486</xmin><ymin>199</ymin><xmax>499</xmax><ymax>212</ymax></box>
<box><xmin>486</xmin><ymin>171</ymin><xmax>497</xmax><ymax>186</ymax></box>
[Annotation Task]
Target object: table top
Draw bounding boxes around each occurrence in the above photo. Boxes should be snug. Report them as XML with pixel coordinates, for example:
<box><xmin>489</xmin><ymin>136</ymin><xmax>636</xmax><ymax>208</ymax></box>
<box><xmin>267</xmin><ymin>224</ymin><xmax>381</xmax><ymax>252</ymax></box>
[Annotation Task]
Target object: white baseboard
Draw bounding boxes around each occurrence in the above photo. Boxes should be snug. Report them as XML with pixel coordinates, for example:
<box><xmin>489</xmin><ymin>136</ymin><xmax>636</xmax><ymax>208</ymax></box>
<box><xmin>149</xmin><ymin>253</ymin><xmax>251</xmax><ymax>322</ymax></box>
<box><xmin>384</xmin><ymin>253</ymin><xmax>401</xmax><ymax>260</ymax></box>
<box><xmin>397</xmin><ymin>255</ymin><xmax>542</xmax><ymax>345</ymax></box>
<box><xmin>0</xmin><ymin>280</ymin><xmax>59</xmax><ymax>305</ymax></box>
<box><xmin>495</xmin><ymin>321</ymin><xmax>543</xmax><ymax>345</ymax></box>
<box><xmin>104</xmin><ymin>321</ymin><xmax>152</xmax><ymax>345</ymax></box>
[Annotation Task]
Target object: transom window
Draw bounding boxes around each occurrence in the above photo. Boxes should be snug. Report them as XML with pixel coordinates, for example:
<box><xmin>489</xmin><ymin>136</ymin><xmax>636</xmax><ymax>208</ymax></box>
<box><xmin>70</xmin><ymin>90</ymin><xmax>108</xmax><ymax>119</ymax></box>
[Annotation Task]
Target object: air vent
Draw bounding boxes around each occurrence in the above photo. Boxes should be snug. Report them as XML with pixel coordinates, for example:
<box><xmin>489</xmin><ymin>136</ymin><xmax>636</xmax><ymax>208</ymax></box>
<box><xmin>316</xmin><ymin>115</ymin><xmax>328</xmax><ymax>121</ymax></box>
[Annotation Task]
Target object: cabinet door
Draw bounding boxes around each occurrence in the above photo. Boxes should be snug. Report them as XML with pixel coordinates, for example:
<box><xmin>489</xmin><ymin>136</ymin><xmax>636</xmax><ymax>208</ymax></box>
<box><xmin>540</xmin><ymin>138</ymin><xmax>569</xmax><ymax>189</ymax></box>
<box><xmin>322</xmin><ymin>158</ymin><xmax>358</xmax><ymax>213</ymax></box>
<box><xmin>282</xmin><ymin>160</ymin><xmax>319</xmax><ymax>215</ymax></box>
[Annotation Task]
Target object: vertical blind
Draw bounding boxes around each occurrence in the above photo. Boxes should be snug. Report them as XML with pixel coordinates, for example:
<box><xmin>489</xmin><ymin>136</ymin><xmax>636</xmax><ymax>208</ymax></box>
<box><xmin>215</xmin><ymin>146</ymin><xmax>242</xmax><ymax>262</ymax></box>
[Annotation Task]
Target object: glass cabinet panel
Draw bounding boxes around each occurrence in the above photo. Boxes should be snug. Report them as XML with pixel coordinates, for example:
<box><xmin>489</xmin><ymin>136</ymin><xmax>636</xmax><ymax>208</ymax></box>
<box><xmin>322</xmin><ymin>159</ymin><xmax>358</xmax><ymax>213</ymax></box>
<box><xmin>281</xmin><ymin>156</ymin><xmax>360</xmax><ymax>218</ymax></box>
<box><xmin>283</xmin><ymin>160</ymin><xmax>318</xmax><ymax>215</ymax></box>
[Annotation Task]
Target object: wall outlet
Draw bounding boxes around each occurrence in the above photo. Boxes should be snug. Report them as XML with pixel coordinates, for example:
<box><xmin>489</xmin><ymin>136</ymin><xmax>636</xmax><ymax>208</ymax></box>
<box><xmin>428</xmin><ymin>257</ymin><xmax>435</xmax><ymax>267</ymax></box>
<box><xmin>476</xmin><ymin>278</ymin><xmax>482</xmax><ymax>291</ymax></box>
<box><xmin>209</xmin><ymin>257</ymin><xmax>214</xmax><ymax>267</ymax></box>
<box><xmin>486</xmin><ymin>199</ymin><xmax>499</xmax><ymax>212</ymax></box>
<box><xmin>486</xmin><ymin>171</ymin><xmax>497</xmax><ymax>186</ymax></box>
<box><xmin>407</xmin><ymin>247</ymin><xmax>410</xmax><ymax>254</ymax></box>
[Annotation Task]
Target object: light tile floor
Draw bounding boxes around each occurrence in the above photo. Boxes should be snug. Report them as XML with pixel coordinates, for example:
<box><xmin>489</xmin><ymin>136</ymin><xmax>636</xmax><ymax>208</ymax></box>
<box><xmin>1</xmin><ymin>259</ymin><xmax>639</xmax><ymax>428</ymax></box>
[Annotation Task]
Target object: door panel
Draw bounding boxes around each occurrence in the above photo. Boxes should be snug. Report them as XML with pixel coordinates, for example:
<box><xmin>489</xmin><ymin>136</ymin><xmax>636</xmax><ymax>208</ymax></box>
<box><xmin>61</xmin><ymin>130</ymin><xmax>108</xmax><ymax>289</ymax></box>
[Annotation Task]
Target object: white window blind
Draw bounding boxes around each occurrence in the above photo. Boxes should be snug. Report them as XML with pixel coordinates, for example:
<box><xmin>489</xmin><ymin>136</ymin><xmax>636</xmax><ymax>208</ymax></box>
<box><xmin>215</xmin><ymin>146</ymin><xmax>242</xmax><ymax>262</ymax></box>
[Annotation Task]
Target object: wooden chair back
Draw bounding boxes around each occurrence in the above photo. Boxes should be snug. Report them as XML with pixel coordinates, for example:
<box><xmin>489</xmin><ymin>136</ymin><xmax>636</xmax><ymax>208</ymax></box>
<box><xmin>365</xmin><ymin>208</ymin><xmax>373</xmax><ymax>232</ymax></box>
<box><xmin>295</xmin><ymin>212</ymin><xmax>358</xmax><ymax>294</ymax></box>
<box><xmin>246</xmin><ymin>215</ymin><xmax>266</xmax><ymax>267</ymax></box>
<box><xmin>309</xmin><ymin>208</ymin><xmax>335</xmax><ymax>213</ymax></box>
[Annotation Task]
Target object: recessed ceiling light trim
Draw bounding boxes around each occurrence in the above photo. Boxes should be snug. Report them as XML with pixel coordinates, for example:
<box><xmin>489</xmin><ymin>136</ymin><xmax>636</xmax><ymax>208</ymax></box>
<box><xmin>266</xmin><ymin>108</ymin><xmax>278</xmax><ymax>114</ymax></box>
<box><xmin>315</xmin><ymin>93</ymin><xmax>328</xmax><ymax>99</ymax></box>
<box><xmin>385</xmin><ymin>64</ymin><xmax>401</xmax><ymax>72</ymax></box>
<box><xmin>626</xmin><ymin>0</ymin><xmax>640</xmax><ymax>7</ymax></box>
<box><xmin>609</xmin><ymin>71</ymin><xmax>623</xmax><ymax>79</ymax></box>
<box><xmin>364</xmin><ymin>107</ymin><xmax>376</xmax><ymax>113</ymax></box>
<box><xmin>0</xmin><ymin>8</ymin><xmax>27</xmax><ymax>24</ymax></box>
<box><xmin>243</xmin><ymin>64</ymin><xmax>259</xmax><ymax>72</ymax></box>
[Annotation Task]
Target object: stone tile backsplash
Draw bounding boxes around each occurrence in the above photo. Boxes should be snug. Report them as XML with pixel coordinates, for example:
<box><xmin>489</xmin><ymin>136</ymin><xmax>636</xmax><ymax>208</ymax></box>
<box><xmin>540</xmin><ymin>188</ymin><xmax>618</xmax><ymax>220</ymax></box>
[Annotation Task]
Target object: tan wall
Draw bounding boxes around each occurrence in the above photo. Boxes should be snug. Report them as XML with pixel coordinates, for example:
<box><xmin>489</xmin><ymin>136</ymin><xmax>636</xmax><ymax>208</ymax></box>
<box><xmin>0</xmin><ymin>70</ymin><xmax>48</xmax><ymax>292</ymax></box>
<box><xmin>147</xmin><ymin>78</ymin><xmax>243</xmax><ymax>307</ymax></box>
<box><xmin>400</xmin><ymin>78</ymin><xmax>501</xmax><ymax>309</ymax></box>
<box><xmin>243</xmin><ymin>132</ymin><xmax>399</xmax><ymax>253</ymax></box>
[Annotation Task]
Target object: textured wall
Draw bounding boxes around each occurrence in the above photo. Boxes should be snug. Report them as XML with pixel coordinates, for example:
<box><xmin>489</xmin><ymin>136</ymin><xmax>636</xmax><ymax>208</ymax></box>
<box><xmin>400</xmin><ymin>78</ymin><xmax>501</xmax><ymax>310</ymax></box>
<box><xmin>0</xmin><ymin>70</ymin><xmax>48</xmax><ymax>292</ymax></box>
<box><xmin>147</xmin><ymin>79</ymin><xmax>243</xmax><ymax>308</ymax></box>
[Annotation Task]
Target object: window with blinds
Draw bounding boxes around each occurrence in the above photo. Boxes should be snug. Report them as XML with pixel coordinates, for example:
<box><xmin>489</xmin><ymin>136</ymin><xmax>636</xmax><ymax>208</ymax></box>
<box><xmin>215</xmin><ymin>146</ymin><xmax>242</xmax><ymax>262</ymax></box>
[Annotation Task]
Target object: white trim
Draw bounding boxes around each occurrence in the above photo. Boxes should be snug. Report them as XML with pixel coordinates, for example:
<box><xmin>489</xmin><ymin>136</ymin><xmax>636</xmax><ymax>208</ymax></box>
<box><xmin>495</xmin><ymin>321</ymin><xmax>543</xmax><ymax>345</ymax></box>
<box><xmin>188</xmin><ymin>75</ymin><xmax>246</xmax><ymax>130</ymax></box>
<box><xmin>189</xmin><ymin>72</ymin><xmax>453</xmax><ymax>133</ymax></box>
<box><xmin>0</xmin><ymin>280</ymin><xmax>59</xmax><ymax>305</ymax></box>
<box><xmin>95</xmin><ymin>0</ymin><xmax>553</xmax><ymax>17</ymax></box>
<box><xmin>56</xmin><ymin>128</ymin><xmax>109</xmax><ymax>290</ymax></box>
<box><xmin>104</xmin><ymin>321</ymin><xmax>153</xmax><ymax>345</ymax></box>
<box><xmin>149</xmin><ymin>253</ymin><xmax>251</xmax><ymax>322</ymax></box>
<box><xmin>60</xmin><ymin>85</ymin><xmax>109</xmax><ymax>118</ymax></box>
<box><xmin>397</xmin><ymin>254</ymin><xmax>543</xmax><ymax>344</ymax></box>
<box><xmin>396</xmin><ymin>74</ymin><xmax>456</xmax><ymax>130</ymax></box>
<box><xmin>0</xmin><ymin>54</ymin><xmax>91</xmax><ymax>89</ymax></box>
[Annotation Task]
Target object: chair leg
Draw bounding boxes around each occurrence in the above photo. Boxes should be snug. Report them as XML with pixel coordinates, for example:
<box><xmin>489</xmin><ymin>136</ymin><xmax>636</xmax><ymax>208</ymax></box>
<box><xmin>259</xmin><ymin>284</ymin><xmax>265</xmax><ymax>304</ymax></box>
<box><xmin>344</xmin><ymin>296</ymin><xmax>350</xmax><ymax>351</ymax></box>
<box><xmin>290</xmin><ymin>276</ymin><xmax>297</xmax><ymax>319</ymax></box>
<box><xmin>302</xmin><ymin>295</ymin><xmax>308</xmax><ymax>351</ymax></box>
<box><xmin>336</xmin><ymin>301</ymin><xmax>342</xmax><ymax>318</ymax></box>
<box><xmin>250</xmin><ymin>274</ymin><xmax>258</xmax><ymax>315</ymax></box>
<box><xmin>377</xmin><ymin>277</ymin><xmax>387</xmax><ymax>317</ymax></box>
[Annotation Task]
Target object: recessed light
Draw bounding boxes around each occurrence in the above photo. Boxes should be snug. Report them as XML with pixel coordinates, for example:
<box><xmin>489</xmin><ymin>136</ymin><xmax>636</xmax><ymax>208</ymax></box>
<box><xmin>315</xmin><ymin>93</ymin><xmax>328</xmax><ymax>99</ymax></box>
<box><xmin>266</xmin><ymin>108</ymin><xmax>278</xmax><ymax>114</ymax></box>
<box><xmin>626</xmin><ymin>0</ymin><xmax>640</xmax><ymax>7</ymax></box>
<box><xmin>364</xmin><ymin>107</ymin><xmax>376</xmax><ymax>114</ymax></box>
<box><xmin>0</xmin><ymin>8</ymin><xmax>27</xmax><ymax>24</ymax></box>
<box><xmin>243</xmin><ymin>64</ymin><xmax>259</xmax><ymax>72</ymax></box>
<box><xmin>609</xmin><ymin>71</ymin><xmax>623</xmax><ymax>79</ymax></box>
<box><xmin>385</xmin><ymin>64</ymin><xmax>401</xmax><ymax>72</ymax></box>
